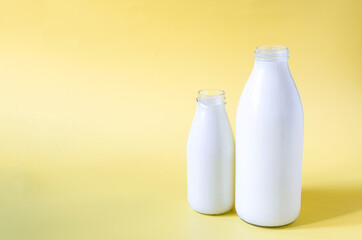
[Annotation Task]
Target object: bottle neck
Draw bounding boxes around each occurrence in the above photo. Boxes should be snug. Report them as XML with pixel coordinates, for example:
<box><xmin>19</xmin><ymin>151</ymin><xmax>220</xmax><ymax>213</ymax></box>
<box><xmin>251</xmin><ymin>59</ymin><xmax>291</xmax><ymax>83</ymax></box>
<box><xmin>197</xmin><ymin>102</ymin><xmax>225</xmax><ymax>111</ymax></box>
<box><xmin>252</xmin><ymin>46</ymin><xmax>290</xmax><ymax>76</ymax></box>
<box><xmin>248</xmin><ymin>46</ymin><xmax>294</xmax><ymax>91</ymax></box>
<box><xmin>253</xmin><ymin>59</ymin><xmax>289</xmax><ymax>70</ymax></box>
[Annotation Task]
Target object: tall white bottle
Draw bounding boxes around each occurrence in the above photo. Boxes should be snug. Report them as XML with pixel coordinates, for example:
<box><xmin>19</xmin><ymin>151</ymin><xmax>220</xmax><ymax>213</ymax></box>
<box><xmin>235</xmin><ymin>46</ymin><xmax>304</xmax><ymax>227</ymax></box>
<box><xmin>187</xmin><ymin>89</ymin><xmax>234</xmax><ymax>215</ymax></box>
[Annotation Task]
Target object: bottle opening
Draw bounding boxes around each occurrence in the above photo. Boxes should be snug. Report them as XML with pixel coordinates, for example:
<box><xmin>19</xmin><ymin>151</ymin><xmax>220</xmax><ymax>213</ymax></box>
<box><xmin>197</xmin><ymin>89</ymin><xmax>226</xmax><ymax>105</ymax></box>
<box><xmin>254</xmin><ymin>45</ymin><xmax>289</xmax><ymax>62</ymax></box>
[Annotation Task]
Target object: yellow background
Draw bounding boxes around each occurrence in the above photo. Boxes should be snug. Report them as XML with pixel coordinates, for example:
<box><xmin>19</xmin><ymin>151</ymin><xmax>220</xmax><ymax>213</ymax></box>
<box><xmin>0</xmin><ymin>0</ymin><xmax>361</xmax><ymax>239</ymax></box>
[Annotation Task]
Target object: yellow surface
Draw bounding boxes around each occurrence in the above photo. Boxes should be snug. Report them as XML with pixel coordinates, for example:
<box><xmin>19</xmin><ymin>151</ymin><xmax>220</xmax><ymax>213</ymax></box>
<box><xmin>0</xmin><ymin>0</ymin><xmax>361</xmax><ymax>239</ymax></box>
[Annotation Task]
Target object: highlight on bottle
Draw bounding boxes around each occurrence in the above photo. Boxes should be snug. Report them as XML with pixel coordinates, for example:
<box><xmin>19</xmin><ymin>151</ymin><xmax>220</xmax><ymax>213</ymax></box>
<box><xmin>197</xmin><ymin>89</ymin><xmax>226</xmax><ymax>105</ymax></box>
<box><xmin>254</xmin><ymin>45</ymin><xmax>289</xmax><ymax>62</ymax></box>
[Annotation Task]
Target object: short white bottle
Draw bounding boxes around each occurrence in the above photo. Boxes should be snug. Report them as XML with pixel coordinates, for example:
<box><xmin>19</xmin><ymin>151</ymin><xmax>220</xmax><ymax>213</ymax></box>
<box><xmin>187</xmin><ymin>89</ymin><xmax>234</xmax><ymax>215</ymax></box>
<box><xmin>236</xmin><ymin>46</ymin><xmax>304</xmax><ymax>227</ymax></box>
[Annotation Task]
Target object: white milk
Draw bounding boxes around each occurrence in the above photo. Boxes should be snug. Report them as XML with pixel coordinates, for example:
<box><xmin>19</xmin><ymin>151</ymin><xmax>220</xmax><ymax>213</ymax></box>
<box><xmin>236</xmin><ymin>46</ymin><xmax>304</xmax><ymax>226</ymax></box>
<box><xmin>187</xmin><ymin>89</ymin><xmax>234</xmax><ymax>214</ymax></box>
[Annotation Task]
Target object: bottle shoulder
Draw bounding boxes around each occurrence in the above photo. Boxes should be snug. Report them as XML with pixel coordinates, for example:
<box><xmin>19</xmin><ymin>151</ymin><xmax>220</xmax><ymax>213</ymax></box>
<box><xmin>188</xmin><ymin>107</ymin><xmax>234</xmax><ymax>149</ymax></box>
<box><xmin>236</xmin><ymin>75</ymin><xmax>303</xmax><ymax>119</ymax></box>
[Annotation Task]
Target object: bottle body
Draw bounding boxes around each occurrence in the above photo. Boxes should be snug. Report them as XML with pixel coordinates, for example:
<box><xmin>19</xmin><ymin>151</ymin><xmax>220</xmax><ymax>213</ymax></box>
<box><xmin>187</xmin><ymin>90</ymin><xmax>234</xmax><ymax>214</ymax></box>
<box><xmin>235</xmin><ymin>46</ymin><xmax>304</xmax><ymax>226</ymax></box>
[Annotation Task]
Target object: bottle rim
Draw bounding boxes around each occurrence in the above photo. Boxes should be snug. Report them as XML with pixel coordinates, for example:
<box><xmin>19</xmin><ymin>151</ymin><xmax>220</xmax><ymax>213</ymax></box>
<box><xmin>254</xmin><ymin>45</ymin><xmax>289</xmax><ymax>62</ymax></box>
<box><xmin>197</xmin><ymin>89</ymin><xmax>226</xmax><ymax>105</ymax></box>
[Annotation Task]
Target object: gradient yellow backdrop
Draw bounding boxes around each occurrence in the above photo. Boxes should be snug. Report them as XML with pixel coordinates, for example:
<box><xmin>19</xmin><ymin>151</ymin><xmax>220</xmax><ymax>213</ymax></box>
<box><xmin>0</xmin><ymin>0</ymin><xmax>361</xmax><ymax>239</ymax></box>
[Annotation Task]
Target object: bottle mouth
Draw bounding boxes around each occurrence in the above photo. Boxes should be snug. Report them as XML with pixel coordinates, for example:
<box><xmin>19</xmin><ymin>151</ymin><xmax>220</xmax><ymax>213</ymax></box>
<box><xmin>254</xmin><ymin>45</ymin><xmax>289</xmax><ymax>62</ymax></box>
<box><xmin>197</xmin><ymin>89</ymin><xmax>226</xmax><ymax>105</ymax></box>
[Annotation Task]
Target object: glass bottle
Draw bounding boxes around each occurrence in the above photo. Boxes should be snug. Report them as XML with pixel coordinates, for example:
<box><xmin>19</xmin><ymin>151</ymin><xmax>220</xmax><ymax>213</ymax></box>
<box><xmin>236</xmin><ymin>46</ymin><xmax>304</xmax><ymax>226</ymax></box>
<box><xmin>187</xmin><ymin>89</ymin><xmax>234</xmax><ymax>214</ymax></box>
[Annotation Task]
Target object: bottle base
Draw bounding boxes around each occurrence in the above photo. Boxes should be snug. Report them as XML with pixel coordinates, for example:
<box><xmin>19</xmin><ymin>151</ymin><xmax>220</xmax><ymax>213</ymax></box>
<box><xmin>239</xmin><ymin>216</ymin><xmax>298</xmax><ymax>228</ymax></box>
<box><xmin>192</xmin><ymin>208</ymin><xmax>233</xmax><ymax>216</ymax></box>
<box><xmin>189</xmin><ymin>204</ymin><xmax>233</xmax><ymax>216</ymax></box>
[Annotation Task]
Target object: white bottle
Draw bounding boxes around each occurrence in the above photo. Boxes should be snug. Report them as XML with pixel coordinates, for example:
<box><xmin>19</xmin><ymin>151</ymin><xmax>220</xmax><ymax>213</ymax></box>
<box><xmin>235</xmin><ymin>46</ymin><xmax>304</xmax><ymax>227</ymax></box>
<box><xmin>187</xmin><ymin>89</ymin><xmax>234</xmax><ymax>215</ymax></box>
